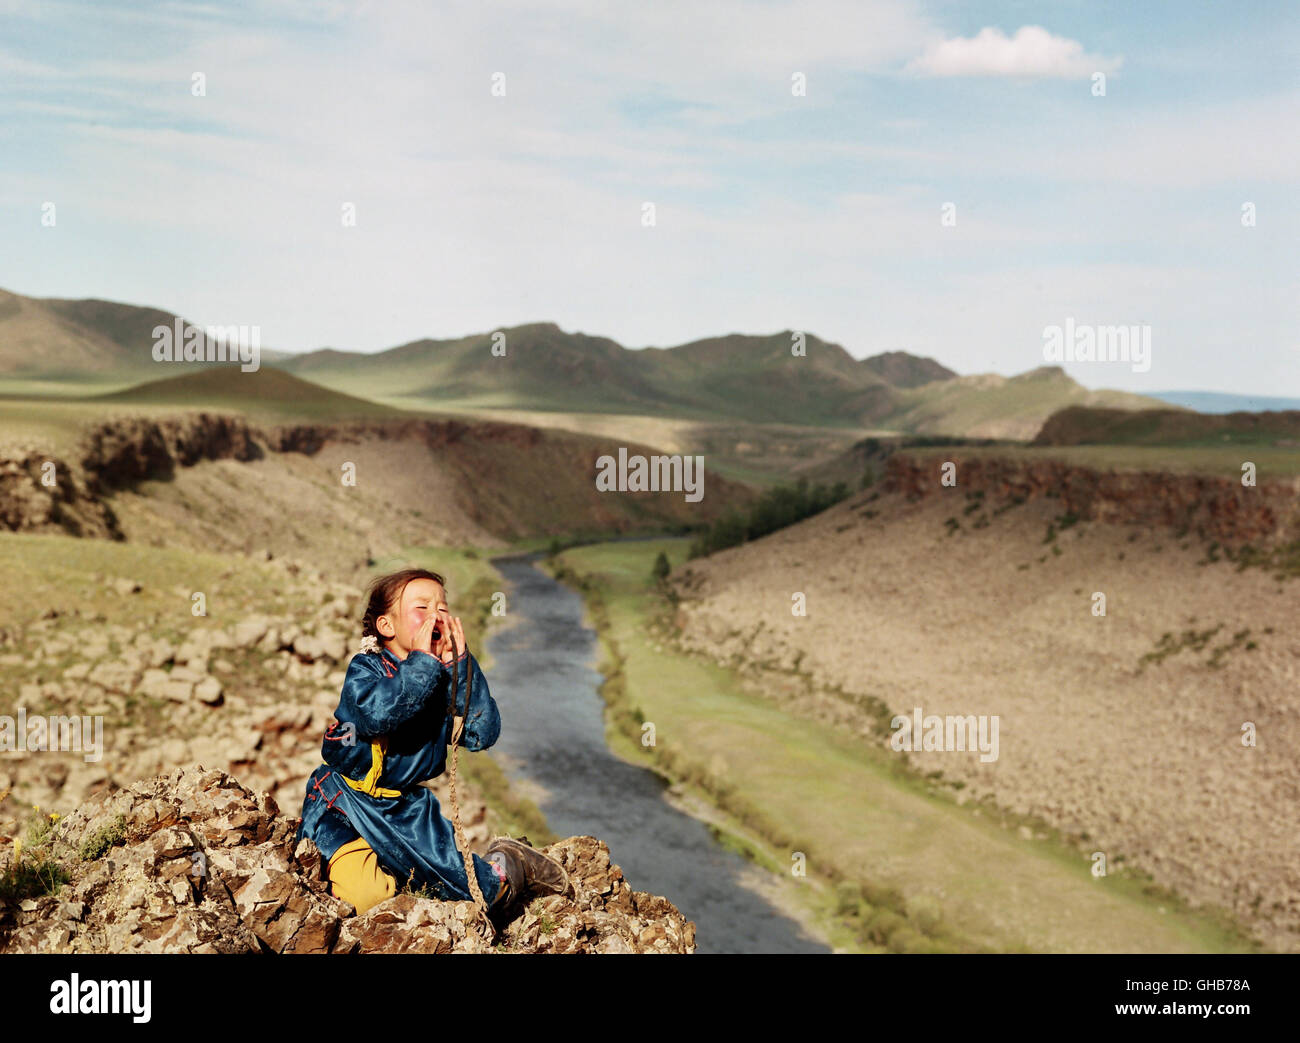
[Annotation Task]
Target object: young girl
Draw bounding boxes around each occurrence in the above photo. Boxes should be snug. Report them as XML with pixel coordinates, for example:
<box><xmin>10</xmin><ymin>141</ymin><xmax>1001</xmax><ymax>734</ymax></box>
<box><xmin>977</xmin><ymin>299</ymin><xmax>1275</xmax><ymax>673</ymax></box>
<box><xmin>296</xmin><ymin>567</ymin><xmax>569</xmax><ymax>921</ymax></box>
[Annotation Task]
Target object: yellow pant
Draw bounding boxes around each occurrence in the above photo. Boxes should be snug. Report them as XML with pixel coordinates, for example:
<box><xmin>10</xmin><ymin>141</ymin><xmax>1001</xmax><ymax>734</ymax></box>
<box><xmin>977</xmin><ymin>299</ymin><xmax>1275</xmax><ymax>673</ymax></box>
<box><xmin>327</xmin><ymin>837</ymin><xmax>396</xmax><ymax>915</ymax></box>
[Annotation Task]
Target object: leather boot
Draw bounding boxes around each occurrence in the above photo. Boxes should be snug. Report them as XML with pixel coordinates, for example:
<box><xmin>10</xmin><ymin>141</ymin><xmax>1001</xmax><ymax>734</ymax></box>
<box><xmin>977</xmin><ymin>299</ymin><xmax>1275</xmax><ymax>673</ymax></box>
<box><xmin>485</xmin><ymin>836</ymin><xmax>570</xmax><ymax>912</ymax></box>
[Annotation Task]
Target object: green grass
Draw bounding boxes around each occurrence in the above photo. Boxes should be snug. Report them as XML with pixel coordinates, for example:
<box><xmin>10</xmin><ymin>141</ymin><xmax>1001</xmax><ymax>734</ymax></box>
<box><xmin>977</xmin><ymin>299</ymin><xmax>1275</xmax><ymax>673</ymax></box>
<box><xmin>1223</xmin><ymin>539</ymin><xmax>1300</xmax><ymax>581</ymax></box>
<box><xmin>0</xmin><ymin>852</ymin><xmax>69</xmax><ymax>904</ymax></box>
<box><xmin>543</xmin><ymin>538</ymin><xmax>1262</xmax><ymax>954</ymax></box>
<box><xmin>0</xmin><ymin>530</ymin><xmax>313</xmax><ymax>645</ymax></box>
<box><xmin>0</xmin><ymin>806</ymin><xmax>73</xmax><ymax>903</ymax></box>
<box><xmin>77</xmin><ymin>814</ymin><xmax>127</xmax><ymax>861</ymax></box>
<box><xmin>1139</xmin><ymin>625</ymin><xmax>1259</xmax><ymax>672</ymax></box>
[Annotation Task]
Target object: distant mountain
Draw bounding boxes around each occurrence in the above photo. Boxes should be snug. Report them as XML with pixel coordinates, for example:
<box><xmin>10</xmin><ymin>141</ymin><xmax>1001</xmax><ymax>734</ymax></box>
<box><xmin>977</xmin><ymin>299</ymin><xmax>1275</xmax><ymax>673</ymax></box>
<box><xmin>278</xmin><ymin>330</ymin><xmax>1158</xmax><ymax>437</ymax></box>
<box><xmin>1147</xmin><ymin>391</ymin><xmax>1300</xmax><ymax>414</ymax></box>
<box><xmin>277</xmin><ymin>325</ymin><xmax>892</xmax><ymax>428</ymax></box>
<box><xmin>0</xmin><ymin>288</ymin><xmax>291</xmax><ymax>378</ymax></box>
<box><xmin>859</xmin><ymin>350</ymin><xmax>956</xmax><ymax>388</ymax></box>
<box><xmin>1</xmin><ymin>286</ymin><xmax>1171</xmax><ymax>439</ymax></box>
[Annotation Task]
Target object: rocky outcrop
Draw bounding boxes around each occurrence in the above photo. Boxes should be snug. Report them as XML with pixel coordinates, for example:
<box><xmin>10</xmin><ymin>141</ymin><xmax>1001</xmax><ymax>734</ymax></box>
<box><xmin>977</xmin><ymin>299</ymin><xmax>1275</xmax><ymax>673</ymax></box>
<box><xmin>0</xmin><ymin>766</ymin><xmax>696</xmax><ymax>954</ymax></box>
<box><xmin>81</xmin><ymin>414</ymin><xmax>262</xmax><ymax>490</ymax></box>
<box><xmin>0</xmin><ymin>446</ymin><xmax>119</xmax><ymax>538</ymax></box>
<box><xmin>0</xmin><ymin>574</ymin><xmax>697</xmax><ymax>954</ymax></box>
<box><xmin>262</xmin><ymin>417</ymin><xmax>545</xmax><ymax>456</ymax></box>
<box><xmin>886</xmin><ymin>451</ymin><xmax>1300</xmax><ymax>548</ymax></box>
<box><xmin>1</xmin><ymin>412</ymin><xmax>753</xmax><ymax>542</ymax></box>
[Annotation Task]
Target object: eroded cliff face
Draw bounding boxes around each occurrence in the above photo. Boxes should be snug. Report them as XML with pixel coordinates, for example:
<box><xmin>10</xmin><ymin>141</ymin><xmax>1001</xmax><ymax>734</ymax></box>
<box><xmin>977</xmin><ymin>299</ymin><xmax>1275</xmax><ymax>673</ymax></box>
<box><xmin>1</xmin><ymin>412</ymin><xmax>752</xmax><ymax>547</ymax></box>
<box><xmin>886</xmin><ymin>452</ymin><xmax>1300</xmax><ymax>548</ymax></box>
<box><xmin>0</xmin><ymin>447</ymin><xmax>119</xmax><ymax>538</ymax></box>
<box><xmin>0</xmin><ymin>766</ymin><xmax>696</xmax><ymax>954</ymax></box>
<box><xmin>0</xmin><ymin>414</ymin><xmax>265</xmax><ymax>539</ymax></box>
<box><xmin>81</xmin><ymin>414</ymin><xmax>263</xmax><ymax>490</ymax></box>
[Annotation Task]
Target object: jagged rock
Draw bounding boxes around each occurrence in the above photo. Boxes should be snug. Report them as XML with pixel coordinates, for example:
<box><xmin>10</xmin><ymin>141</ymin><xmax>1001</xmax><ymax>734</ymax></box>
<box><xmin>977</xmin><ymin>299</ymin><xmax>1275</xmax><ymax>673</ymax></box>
<box><xmin>495</xmin><ymin>835</ymin><xmax>697</xmax><ymax>953</ymax></box>
<box><xmin>0</xmin><ymin>766</ymin><xmax>696</xmax><ymax>955</ymax></box>
<box><xmin>0</xmin><ymin>447</ymin><xmax>118</xmax><ymax>538</ymax></box>
<box><xmin>132</xmin><ymin>635</ymin><xmax>173</xmax><ymax>669</ymax></box>
<box><xmin>194</xmin><ymin>677</ymin><xmax>224</xmax><ymax>706</ymax></box>
<box><xmin>139</xmin><ymin>669</ymin><xmax>194</xmax><ymax>702</ymax></box>
<box><xmin>231</xmin><ymin>620</ymin><xmax>269</xmax><ymax>646</ymax></box>
<box><xmin>79</xmin><ymin>414</ymin><xmax>261</xmax><ymax>491</ymax></box>
<box><xmin>173</xmin><ymin>635</ymin><xmax>211</xmax><ymax>665</ymax></box>
<box><xmin>170</xmin><ymin>664</ymin><xmax>207</xmax><ymax>685</ymax></box>
<box><xmin>293</xmin><ymin>629</ymin><xmax>347</xmax><ymax>664</ymax></box>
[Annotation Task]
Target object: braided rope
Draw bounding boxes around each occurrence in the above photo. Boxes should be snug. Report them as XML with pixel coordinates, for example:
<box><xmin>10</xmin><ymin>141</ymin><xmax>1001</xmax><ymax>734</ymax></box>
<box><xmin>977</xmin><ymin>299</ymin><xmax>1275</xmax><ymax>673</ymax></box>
<box><xmin>444</xmin><ymin>632</ymin><xmax>495</xmax><ymax>944</ymax></box>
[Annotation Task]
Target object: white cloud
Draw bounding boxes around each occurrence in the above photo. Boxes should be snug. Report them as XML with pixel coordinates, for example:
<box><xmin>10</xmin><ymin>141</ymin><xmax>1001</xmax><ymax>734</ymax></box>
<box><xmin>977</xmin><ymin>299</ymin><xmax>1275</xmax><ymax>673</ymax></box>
<box><xmin>1</xmin><ymin>1</ymin><xmax>1293</xmax><ymax>396</ymax></box>
<box><xmin>909</xmin><ymin>25</ymin><xmax>1120</xmax><ymax>79</ymax></box>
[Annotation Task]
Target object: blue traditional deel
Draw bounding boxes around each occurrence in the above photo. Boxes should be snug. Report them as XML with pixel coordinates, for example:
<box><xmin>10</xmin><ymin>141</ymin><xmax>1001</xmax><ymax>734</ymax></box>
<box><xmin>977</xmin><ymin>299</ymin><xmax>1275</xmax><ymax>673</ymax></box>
<box><xmin>295</xmin><ymin>644</ymin><xmax>506</xmax><ymax>905</ymax></box>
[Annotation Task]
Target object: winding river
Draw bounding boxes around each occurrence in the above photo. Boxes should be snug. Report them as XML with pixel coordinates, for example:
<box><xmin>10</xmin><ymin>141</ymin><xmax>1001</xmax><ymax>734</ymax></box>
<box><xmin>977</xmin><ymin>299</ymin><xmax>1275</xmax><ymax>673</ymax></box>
<box><xmin>483</xmin><ymin>551</ymin><xmax>829</xmax><ymax>954</ymax></box>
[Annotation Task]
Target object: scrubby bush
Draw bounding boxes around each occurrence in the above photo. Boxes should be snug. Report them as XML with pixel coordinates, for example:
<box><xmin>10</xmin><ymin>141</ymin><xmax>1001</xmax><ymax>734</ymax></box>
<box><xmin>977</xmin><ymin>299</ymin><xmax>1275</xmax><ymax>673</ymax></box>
<box><xmin>688</xmin><ymin>477</ymin><xmax>851</xmax><ymax>558</ymax></box>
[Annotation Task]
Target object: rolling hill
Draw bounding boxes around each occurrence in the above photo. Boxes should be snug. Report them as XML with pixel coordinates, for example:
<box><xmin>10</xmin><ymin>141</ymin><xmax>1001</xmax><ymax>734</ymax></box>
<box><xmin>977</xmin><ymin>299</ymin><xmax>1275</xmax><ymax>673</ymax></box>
<box><xmin>2</xmin><ymin>285</ymin><xmax>1171</xmax><ymax>440</ymax></box>
<box><xmin>94</xmin><ymin>365</ymin><xmax>400</xmax><ymax>419</ymax></box>
<box><xmin>0</xmin><ymin>287</ymin><xmax>292</xmax><ymax>379</ymax></box>
<box><xmin>275</xmin><ymin>327</ymin><xmax>1162</xmax><ymax>438</ymax></box>
<box><xmin>880</xmin><ymin>366</ymin><xmax>1166</xmax><ymax>440</ymax></box>
<box><xmin>859</xmin><ymin>350</ymin><xmax>957</xmax><ymax>388</ymax></box>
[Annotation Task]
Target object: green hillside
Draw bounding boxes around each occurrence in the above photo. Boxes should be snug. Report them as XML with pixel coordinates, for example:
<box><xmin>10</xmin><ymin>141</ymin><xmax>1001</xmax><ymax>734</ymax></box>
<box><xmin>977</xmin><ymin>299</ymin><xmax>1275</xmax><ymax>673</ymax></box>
<box><xmin>95</xmin><ymin>365</ymin><xmax>398</xmax><ymax>419</ymax></box>
<box><xmin>885</xmin><ymin>367</ymin><xmax>1167</xmax><ymax>441</ymax></box>
<box><xmin>276</xmin><ymin>329</ymin><xmax>1164</xmax><ymax>436</ymax></box>
<box><xmin>1</xmin><ymin>285</ymin><xmax>1173</xmax><ymax>440</ymax></box>
<box><xmin>278</xmin><ymin>325</ymin><xmax>894</xmax><ymax>427</ymax></box>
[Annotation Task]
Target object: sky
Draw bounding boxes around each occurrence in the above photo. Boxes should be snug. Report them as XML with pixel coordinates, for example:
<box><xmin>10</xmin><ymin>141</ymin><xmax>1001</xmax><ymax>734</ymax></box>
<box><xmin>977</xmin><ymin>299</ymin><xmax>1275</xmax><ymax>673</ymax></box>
<box><xmin>1</xmin><ymin>0</ymin><xmax>1297</xmax><ymax>395</ymax></box>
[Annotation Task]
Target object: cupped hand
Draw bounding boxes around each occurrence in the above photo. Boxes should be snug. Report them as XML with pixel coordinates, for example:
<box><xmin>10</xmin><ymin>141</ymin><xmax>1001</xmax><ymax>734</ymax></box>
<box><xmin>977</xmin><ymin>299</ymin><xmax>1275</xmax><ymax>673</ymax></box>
<box><xmin>433</xmin><ymin>615</ymin><xmax>465</xmax><ymax>665</ymax></box>
<box><xmin>412</xmin><ymin>613</ymin><xmax>438</xmax><ymax>656</ymax></box>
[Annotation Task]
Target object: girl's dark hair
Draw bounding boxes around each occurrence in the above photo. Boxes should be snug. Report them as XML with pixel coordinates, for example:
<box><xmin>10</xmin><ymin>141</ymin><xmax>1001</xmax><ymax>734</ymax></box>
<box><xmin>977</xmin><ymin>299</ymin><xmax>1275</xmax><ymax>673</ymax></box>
<box><xmin>361</xmin><ymin>568</ymin><xmax>447</xmax><ymax>643</ymax></box>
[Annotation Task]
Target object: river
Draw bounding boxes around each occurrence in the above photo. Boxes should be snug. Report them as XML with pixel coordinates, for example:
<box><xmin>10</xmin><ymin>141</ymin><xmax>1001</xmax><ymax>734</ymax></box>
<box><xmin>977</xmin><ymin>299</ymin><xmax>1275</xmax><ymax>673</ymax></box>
<box><xmin>483</xmin><ymin>551</ymin><xmax>830</xmax><ymax>954</ymax></box>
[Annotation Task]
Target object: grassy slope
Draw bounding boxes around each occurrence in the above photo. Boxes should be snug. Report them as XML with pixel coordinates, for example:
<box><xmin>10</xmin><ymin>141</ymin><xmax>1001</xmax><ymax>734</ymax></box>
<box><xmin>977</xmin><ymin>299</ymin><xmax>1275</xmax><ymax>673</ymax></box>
<box><xmin>0</xmin><ymin>369</ymin><xmax>402</xmax><ymax>455</ymax></box>
<box><xmin>544</xmin><ymin>537</ymin><xmax>1258</xmax><ymax>953</ymax></box>
<box><xmin>888</xmin><ymin>369</ymin><xmax>1164</xmax><ymax>437</ymax></box>
<box><xmin>93</xmin><ymin>365</ymin><xmax>403</xmax><ymax>420</ymax></box>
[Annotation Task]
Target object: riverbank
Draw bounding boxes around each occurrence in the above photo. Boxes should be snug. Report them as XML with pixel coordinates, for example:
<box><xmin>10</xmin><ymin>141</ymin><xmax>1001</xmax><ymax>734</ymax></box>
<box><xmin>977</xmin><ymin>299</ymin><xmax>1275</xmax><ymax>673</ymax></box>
<box><xmin>540</xmin><ymin>538</ymin><xmax>1262</xmax><ymax>953</ymax></box>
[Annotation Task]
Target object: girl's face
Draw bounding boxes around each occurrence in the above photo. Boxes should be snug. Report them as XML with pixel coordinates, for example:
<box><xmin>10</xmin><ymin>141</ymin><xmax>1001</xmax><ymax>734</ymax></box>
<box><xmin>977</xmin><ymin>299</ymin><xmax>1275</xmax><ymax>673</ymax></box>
<box><xmin>377</xmin><ymin>578</ymin><xmax>450</xmax><ymax>658</ymax></box>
